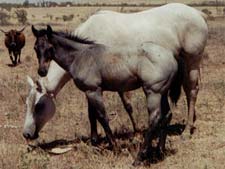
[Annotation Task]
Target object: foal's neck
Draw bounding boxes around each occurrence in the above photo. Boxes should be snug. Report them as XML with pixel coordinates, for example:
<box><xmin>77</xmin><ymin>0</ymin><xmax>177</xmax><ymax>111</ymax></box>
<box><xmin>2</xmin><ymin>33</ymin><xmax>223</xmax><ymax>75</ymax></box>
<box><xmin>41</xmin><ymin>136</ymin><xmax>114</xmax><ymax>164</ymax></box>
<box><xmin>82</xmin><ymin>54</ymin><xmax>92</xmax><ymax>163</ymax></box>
<box><xmin>51</xmin><ymin>34</ymin><xmax>90</xmax><ymax>72</ymax></box>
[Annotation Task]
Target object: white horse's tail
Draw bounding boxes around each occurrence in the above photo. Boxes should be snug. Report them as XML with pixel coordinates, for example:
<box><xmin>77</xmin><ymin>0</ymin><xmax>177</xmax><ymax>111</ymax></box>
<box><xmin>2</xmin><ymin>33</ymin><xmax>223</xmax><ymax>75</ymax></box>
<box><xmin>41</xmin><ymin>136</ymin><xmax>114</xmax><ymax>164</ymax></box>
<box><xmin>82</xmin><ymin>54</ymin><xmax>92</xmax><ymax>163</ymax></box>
<box><xmin>198</xmin><ymin>11</ymin><xmax>208</xmax><ymax>22</ymax></box>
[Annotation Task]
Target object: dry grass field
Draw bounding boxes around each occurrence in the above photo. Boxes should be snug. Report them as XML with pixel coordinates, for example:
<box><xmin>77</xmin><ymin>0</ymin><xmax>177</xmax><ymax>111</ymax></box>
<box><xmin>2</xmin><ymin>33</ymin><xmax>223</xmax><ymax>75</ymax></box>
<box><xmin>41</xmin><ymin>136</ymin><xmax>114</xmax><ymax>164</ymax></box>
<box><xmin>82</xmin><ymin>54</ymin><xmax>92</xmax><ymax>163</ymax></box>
<box><xmin>1</xmin><ymin>4</ymin><xmax>225</xmax><ymax>169</ymax></box>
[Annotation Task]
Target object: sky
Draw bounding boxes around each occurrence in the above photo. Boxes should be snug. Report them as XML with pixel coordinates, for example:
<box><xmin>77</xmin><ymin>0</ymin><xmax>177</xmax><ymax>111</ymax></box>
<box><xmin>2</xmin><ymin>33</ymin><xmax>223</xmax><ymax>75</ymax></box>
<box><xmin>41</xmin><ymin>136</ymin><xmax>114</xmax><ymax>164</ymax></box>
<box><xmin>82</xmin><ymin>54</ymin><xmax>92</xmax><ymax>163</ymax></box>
<box><xmin>0</xmin><ymin>0</ymin><xmax>76</xmax><ymax>4</ymax></box>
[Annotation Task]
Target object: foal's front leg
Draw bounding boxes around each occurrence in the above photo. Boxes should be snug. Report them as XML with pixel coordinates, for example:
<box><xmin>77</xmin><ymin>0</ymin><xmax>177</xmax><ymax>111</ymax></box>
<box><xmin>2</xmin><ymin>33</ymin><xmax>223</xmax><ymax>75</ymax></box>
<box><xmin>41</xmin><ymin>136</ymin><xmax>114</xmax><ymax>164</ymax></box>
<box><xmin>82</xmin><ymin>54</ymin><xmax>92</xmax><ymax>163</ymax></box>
<box><xmin>87</xmin><ymin>99</ymin><xmax>98</xmax><ymax>146</ymax></box>
<box><xmin>86</xmin><ymin>88</ymin><xmax>116</xmax><ymax>149</ymax></box>
<box><xmin>133</xmin><ymin>90</ymin><xmax>162</xmax><ymax>166</ymax></box>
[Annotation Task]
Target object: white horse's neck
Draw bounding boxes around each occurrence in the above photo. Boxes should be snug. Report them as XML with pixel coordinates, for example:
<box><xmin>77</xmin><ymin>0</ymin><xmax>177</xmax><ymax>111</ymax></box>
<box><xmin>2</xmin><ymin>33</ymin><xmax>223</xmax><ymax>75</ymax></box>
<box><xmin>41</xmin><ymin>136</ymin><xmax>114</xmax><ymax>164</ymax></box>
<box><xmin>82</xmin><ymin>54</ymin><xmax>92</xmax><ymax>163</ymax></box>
<box><xmin>39</xmin><ymin>61</ymin><xmax>71</xmax><ymax>97</ymax></box>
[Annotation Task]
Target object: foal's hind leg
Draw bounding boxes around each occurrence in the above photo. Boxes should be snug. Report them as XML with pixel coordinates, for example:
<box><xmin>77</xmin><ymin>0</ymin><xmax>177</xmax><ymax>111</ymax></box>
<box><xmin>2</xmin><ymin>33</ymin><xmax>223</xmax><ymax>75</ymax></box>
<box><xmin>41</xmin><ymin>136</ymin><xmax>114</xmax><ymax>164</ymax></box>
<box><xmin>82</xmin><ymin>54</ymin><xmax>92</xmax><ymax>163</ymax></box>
<box><xmin>86</xmin><ymin>88</ymin><xmax>116</xmax><ymax>149</ymax></box>
<box><xmin>157</xmin><ymin>94</ymin><xmax>171</xmax><ymax>159</ymax></box>
<box><xmin>118</xmin><ymin>92</ymin><xmax>137</xmax><ymax>132</ymax></box>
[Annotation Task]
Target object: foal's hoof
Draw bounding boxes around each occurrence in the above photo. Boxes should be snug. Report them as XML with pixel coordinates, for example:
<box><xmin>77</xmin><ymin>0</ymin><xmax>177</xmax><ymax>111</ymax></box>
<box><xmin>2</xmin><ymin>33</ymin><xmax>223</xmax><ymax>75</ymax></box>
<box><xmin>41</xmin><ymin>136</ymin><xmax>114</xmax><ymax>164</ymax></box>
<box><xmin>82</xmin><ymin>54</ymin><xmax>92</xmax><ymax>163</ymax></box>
<box><xmin>107</xmin><ymin>141</ymin><xmax>118</xmax><ymax>151</ymax></box>
<box><xmin>133</xmin><ymin>157</ymin><xmax>149</xmax><ymax>167</ymax></box>
<box><xmin>136</xmin><ymin>150</ymin><xmax>148</xmax><ymax>162</ymax></box>
<box><xmin>112</xmin><ymin>146</ymin><xmax>121</xmax><ymax>155</ymax></box>
<box><xmin>132</xmin><ymin>159</ymin><xmax>144</xmax><ymax>167</ymax></box>
<box><xmin>156</xmin><ymin>148</ymin><xmax>165</xmax><ymax>161</ymax></box>
<box><xmin>91</xmin><ymin>137</ymin><xmax>99</xmax><ymax>146</ymax></box>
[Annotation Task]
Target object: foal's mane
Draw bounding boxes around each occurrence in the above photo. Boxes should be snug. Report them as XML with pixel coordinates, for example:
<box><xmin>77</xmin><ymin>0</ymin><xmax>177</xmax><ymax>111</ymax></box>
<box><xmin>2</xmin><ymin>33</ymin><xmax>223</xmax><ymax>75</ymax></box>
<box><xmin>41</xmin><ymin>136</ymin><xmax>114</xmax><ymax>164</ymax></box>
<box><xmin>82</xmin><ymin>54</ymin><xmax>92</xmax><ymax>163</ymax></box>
<box><xmin>54</xmin><ymin>31</ymin><xmax>95</xmax><ymax>45</ymax></box>
<box><xmin>37</xmin><ymin>28</ymin><xmax>95</xmax><ymax>45</ymax></box>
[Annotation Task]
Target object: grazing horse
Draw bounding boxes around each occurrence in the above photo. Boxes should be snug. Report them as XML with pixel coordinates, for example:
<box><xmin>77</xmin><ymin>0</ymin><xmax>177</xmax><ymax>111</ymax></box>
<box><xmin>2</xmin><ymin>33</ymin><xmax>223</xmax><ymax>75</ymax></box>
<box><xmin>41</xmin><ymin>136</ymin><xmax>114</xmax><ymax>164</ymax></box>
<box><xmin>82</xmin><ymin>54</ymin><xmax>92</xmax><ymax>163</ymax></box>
<box><xmin>0</xmin><ymin>27</ymin><xmax>26</xmax><ymax>65</ymax></box>
<box><xmin>74</xmin><ymin>3</ymin><xmax>208</xmax><ymax>137</ymax></box>
<box><xmin>31</xmin><ymin>25</ymin><xmax>180</xmax><ymax>164</ymax></box>
<box><xmin>23</xmin><ymin>61</ymin><xmax>137</xmax><ymax>141</ymax></box>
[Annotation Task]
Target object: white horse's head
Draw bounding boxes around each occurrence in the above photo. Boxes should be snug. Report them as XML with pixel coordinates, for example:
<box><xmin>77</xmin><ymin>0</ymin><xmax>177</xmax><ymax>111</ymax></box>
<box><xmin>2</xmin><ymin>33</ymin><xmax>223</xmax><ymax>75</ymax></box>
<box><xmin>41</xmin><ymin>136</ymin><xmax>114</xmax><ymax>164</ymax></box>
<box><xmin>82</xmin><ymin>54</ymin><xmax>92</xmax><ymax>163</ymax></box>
<box><xmin>23</xmin><ymin>76</ymin><xmax>56</xmax><ymax>140</ymax></box>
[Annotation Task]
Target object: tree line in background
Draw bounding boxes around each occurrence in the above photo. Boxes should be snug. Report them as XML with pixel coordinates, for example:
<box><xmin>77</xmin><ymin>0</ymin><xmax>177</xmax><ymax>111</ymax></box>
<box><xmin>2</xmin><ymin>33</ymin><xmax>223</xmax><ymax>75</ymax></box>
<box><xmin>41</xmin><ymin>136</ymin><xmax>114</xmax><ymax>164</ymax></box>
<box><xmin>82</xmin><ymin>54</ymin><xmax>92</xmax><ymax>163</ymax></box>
<box><xmin>0</xmin><ymin>9</ymin><xmax>27</xmax><ymax>25</ymax></box>
<box><xmin>1</xmin><ymin>0</ymin><xmax>225</xmax><ymax>8</ymax></box>
<box><xmin>0</xmin><ymin>0</ymin><xmax>225</xmax><ymax>26</ymax></box>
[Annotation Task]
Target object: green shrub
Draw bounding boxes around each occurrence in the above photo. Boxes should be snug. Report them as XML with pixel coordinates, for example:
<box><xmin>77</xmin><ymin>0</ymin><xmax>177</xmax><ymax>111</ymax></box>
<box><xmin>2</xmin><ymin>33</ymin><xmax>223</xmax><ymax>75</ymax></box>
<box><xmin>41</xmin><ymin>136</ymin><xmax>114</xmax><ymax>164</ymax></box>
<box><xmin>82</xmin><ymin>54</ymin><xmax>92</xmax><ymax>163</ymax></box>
<box><xmin>62</xmin><ymin>14</ymin><xmax>74</xmax><ymax>22</ymax></box>
<box><xmin>15</xmin><ymin>9</ymin><xmax>27</xmax><ymax>25</ymax></box>
<box><xmin>0</xmin><ymin>11</ymin><xmax>10</xmax><ymax>25</ymax></box>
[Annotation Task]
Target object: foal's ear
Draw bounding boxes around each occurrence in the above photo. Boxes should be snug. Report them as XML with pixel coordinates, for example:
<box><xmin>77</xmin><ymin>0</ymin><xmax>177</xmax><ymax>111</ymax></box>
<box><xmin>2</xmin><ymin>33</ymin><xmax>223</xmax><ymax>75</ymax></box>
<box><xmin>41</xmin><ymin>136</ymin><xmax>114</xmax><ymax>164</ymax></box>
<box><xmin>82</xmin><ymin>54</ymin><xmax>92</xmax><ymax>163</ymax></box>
<box><xmin>46</xmin><ymin>25</ymin><xmax>53</xmax><ymax>39</ymax></box>
<box><xmin>27</xmin><ymin>76</ymin><xmax>34</xmax><ymax>87</ymax></box>
<box><xmin>31</xmin><ymin>25</ymin><xmax>38</xmax><ymax>37</ymax></box>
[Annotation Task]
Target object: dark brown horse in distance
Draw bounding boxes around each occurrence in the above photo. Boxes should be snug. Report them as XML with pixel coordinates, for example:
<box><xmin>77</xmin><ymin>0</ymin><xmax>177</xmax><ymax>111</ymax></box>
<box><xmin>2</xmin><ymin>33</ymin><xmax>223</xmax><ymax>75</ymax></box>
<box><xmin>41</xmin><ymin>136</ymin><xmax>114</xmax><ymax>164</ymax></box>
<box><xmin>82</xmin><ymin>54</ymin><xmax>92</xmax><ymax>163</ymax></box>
<box><xmin>0</xmin><ymin>27</ymin><xmax>26</xmax><ymax>65</ymax></box>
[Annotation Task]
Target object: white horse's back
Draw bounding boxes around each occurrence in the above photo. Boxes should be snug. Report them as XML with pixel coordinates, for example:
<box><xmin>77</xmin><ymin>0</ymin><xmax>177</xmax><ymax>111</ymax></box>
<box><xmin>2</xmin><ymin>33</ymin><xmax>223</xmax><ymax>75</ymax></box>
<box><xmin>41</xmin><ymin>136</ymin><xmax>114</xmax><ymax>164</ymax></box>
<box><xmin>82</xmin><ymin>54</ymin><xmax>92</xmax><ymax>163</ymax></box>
<box><xmin>75</xmin><ymin>3</ymin><xmax>207</xmax><ymax>56</ymax></box>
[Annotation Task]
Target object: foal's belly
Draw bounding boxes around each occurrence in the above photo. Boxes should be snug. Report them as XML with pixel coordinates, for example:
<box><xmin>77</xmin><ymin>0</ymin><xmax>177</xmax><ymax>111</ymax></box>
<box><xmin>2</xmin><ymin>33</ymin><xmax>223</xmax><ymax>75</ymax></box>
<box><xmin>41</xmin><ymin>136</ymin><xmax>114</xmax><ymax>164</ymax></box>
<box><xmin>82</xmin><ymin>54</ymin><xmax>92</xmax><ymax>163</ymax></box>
<box><xmin>100</xmin><ymin>65</ymin><xmax>141</xmax><ymax>91</ymax></box>
<box><xmin>101</xmin><ymin>76</ymin><xmax>141</xmax><ymax>91</ymax></box>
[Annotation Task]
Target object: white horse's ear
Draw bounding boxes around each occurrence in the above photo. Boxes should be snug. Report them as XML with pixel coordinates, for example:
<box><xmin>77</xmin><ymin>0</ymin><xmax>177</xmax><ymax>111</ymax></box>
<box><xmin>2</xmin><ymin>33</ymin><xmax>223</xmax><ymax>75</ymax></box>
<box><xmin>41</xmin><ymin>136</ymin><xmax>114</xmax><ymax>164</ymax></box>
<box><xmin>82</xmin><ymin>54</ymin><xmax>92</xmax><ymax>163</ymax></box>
<box><xmin>27</xmin><ymin>76</ymin><xmax>34</xmax><ymax>87</ymax></box>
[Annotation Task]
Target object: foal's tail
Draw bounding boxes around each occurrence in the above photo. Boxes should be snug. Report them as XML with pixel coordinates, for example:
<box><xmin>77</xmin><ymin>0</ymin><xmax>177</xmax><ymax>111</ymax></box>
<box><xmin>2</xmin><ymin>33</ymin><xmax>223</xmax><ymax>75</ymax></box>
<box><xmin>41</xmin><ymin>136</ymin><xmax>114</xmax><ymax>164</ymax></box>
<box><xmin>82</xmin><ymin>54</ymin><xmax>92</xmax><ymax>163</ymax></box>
<box><xmin>169</xmin><ymin>58</ymin><xmax>184</xmax><ymax>105</ymax></box>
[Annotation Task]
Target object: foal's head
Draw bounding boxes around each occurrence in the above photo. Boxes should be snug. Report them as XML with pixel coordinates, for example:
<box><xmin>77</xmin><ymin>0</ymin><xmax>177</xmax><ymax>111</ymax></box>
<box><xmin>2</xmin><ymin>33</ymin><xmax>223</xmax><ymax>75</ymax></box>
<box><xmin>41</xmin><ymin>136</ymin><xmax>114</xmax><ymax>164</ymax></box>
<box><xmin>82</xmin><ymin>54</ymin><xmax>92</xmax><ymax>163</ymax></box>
<box><xmin>23</xmin><ymin>76</ymin><xmax>55</xmax><ymax>140</ymax></box>
<box><xmin>32</xmin><ymin>25</ymin><xmax>54</xmax><ymax>77</ymax></box>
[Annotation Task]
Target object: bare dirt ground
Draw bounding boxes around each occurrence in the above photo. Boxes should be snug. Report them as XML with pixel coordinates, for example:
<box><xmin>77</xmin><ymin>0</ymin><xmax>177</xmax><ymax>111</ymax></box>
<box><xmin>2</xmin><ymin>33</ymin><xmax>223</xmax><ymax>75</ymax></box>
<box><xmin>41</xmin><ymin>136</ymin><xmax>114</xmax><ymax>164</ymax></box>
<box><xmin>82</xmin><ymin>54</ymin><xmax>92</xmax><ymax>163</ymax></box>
<box><xmin>1</xmin><ymin>5</ymin><xmax>225</xmax><ymax>169</ymax></box>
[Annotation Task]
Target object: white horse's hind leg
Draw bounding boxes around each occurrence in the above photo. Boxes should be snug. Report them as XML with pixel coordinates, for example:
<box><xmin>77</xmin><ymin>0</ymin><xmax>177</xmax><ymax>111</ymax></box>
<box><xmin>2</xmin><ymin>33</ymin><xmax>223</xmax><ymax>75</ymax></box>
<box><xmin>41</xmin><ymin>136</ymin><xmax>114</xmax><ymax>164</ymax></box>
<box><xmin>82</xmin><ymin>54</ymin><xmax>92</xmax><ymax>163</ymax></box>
<box><xmin>183</xmin><ymin>68</ymin><xmax>199</xmax><ymax>135</ymax></box>
<box><xmin>182</xmin><ymin>53</ymin><xmax>202</xmax><ymax>138</ymax></box>
<box><xmin>181</xmin><ymin>20</ymin><xmax>207</xmax><ymax>138</ymax></box>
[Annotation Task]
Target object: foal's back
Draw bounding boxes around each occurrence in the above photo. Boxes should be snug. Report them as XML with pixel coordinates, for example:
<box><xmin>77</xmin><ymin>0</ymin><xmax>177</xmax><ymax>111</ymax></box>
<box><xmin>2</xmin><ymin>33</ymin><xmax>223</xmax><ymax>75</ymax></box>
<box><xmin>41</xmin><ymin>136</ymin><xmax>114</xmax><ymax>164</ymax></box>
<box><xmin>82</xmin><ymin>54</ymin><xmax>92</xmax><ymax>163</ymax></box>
<box><xmin>82</xmin><ymin>42</ymin><xmax>176</xmax><ymax>92</ymax></box>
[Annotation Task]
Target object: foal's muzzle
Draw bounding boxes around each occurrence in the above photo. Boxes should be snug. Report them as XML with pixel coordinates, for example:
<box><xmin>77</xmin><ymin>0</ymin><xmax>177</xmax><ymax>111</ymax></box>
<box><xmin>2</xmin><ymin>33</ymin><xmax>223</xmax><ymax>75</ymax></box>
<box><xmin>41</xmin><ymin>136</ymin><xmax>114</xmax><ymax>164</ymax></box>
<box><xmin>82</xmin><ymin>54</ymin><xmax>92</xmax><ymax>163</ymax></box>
<box><xmin>38</xmin><ymin>68</ymin><xmax>47</xmax><ymax>77</ymax></box>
